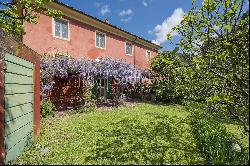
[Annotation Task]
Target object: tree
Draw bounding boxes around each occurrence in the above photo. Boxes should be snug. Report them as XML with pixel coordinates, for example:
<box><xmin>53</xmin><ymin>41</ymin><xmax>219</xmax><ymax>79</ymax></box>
<box><xmin>0</xmin><ymin>0</ymin><xmax>61</xmax><ymax>38</ymax></box>
<box><xmin>164</xmin><ymin>0</ymin><xmax>249</xmax><ymax>132</ymax></box>
<box><xmin>152</xmin><ymin>51</ymin><xmax>189</xmax><ymax>103</ymax></box>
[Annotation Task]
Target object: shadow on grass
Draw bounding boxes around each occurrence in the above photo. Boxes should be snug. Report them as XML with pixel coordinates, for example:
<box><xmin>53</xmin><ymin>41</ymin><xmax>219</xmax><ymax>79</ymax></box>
<box><xmin>131</xmin><ymin>100</ymin><xmax>181</xmax><ymax>107</ymax></box>
<box><xmin>85</xmin><ymin>114</ymin><xmax>205</xmax><ymax>165</ymax></box>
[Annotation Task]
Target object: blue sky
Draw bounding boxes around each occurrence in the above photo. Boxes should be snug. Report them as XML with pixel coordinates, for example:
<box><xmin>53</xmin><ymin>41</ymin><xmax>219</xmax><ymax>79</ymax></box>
<box><xmin>59</xmin><ymin>0</ymin><xmax>200</xmax><ymax>51</ymax></box>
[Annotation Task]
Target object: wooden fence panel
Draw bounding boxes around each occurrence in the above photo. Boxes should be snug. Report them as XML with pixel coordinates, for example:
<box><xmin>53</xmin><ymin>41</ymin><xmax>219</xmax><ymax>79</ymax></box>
<box><xmin>4</xmin><ymin>53</ymin><xmax>34</xmax><ymax>163</ymax></box>
<box><xmin>0</xmin><ymin>28</ymin><xmax>40</xmax><ymax>164</ymax></box>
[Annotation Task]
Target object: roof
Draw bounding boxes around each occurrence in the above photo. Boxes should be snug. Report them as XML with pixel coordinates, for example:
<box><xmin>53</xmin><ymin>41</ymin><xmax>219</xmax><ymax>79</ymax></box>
<box><xmin>51</xmin><ymin>0</ymin><xmax>161</xmax><ymax>50</ymax></box>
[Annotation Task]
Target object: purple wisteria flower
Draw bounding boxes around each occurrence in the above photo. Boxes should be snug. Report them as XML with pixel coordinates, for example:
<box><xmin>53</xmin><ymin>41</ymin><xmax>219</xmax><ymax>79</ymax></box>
<box><xmin>40</xmin><ymin>55</ymin><xmax>151</xmax><ymax>94</ymax></box>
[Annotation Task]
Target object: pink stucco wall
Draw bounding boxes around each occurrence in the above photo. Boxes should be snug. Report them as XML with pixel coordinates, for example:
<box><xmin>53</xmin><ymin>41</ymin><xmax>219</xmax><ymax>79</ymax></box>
<box><xmin>23</xmin><ymin>14</ymin><xmax>158</xmax><ymax>69</ymax></box>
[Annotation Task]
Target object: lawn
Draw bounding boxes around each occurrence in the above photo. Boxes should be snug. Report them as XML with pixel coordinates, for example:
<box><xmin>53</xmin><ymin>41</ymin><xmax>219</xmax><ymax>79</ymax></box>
<box><xmin>13</xmin><ymin>103</ymin><xmax>248</xmax><ymax>165</ymax></box>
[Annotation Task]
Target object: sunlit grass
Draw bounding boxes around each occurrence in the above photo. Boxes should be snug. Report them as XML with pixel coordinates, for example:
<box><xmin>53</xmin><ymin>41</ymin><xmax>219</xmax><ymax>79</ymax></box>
<box><xmin>13</xmin><ymin>103</ymin><xmax>248</xmax><ymax>165</ymax></box>
<box><xmin>13</xmin><ymin>103</ymin><xmax>205</xmax><ymax>165</ymax></box>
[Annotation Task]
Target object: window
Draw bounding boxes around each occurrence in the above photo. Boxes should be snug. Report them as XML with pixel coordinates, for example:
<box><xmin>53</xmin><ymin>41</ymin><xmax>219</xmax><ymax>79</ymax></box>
<box><xmin>53</xmin><ymin>18</ymin><xmax>69</xmax><ymax>40</ymax></box>
<box><xmin>96</xmin><ymin>31</ymin><xmax>106</xmax><ymax>49</ymax></box>
<box><xmin>125</xmin><ymin>42</ymin><xmax>133</xmax><ymax>55</ymax></box>
<box><xmin>146</xmin><ymin>51</ymin><xmax>152</xmax><ymax>61</ymax></box>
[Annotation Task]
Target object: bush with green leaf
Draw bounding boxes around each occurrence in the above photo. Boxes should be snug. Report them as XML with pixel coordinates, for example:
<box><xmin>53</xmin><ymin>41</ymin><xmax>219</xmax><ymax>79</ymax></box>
<box><xmin>71</xmin><ymin>84</ymin><xmax>97</xmax><ymax>114</ymax></box>
<box><xmin>40</xmin><ymin>100</ymin><xmax>55</xmax><ymax>118</ymax></box>
<box><xmin>82</xmin><ymin>84</ymin><xmax>96</xmax><ymax>108</ymax></box>
<box><xmin>190</xmin><ymin>108</ymin><xmax>249</xmax><ymax>165</ymax></box>
<box><xmin>152</xmin><ymin>51</ymin><xmax>196</xmax><ymax>103</ymax></box>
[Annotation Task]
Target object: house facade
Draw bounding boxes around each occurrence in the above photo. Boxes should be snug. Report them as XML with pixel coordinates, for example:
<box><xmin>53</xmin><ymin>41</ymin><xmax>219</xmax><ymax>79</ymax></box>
<box><xmin>22</xmin><ymin>1</ymin><xmax>161</xmax><ymax>69</ymax></box>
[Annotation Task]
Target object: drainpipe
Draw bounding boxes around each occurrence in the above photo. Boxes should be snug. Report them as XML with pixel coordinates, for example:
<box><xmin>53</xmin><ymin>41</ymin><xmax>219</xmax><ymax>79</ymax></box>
<box><xmin>132</xmin><ymin>37</ymin><xmax>138</xmax><ymax>67</ymax></box>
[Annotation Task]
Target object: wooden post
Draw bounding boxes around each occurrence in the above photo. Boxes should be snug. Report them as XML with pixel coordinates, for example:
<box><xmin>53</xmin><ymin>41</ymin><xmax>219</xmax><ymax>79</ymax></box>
<box><xmin>0</xmin><ymin>48</ymin><xmax>5</xmax><ymax>165</ymax></box>
<box><xmin>33</xmin><ymin>60</ymin><xmax>40</xmax><ymax>138</ymax></box>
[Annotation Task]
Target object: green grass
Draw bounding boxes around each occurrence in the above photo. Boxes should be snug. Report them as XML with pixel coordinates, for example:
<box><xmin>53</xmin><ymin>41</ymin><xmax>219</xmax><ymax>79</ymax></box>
<box><xmin>13</xmin><ymin>103</ymin><xmax>248</xmax><ymax>165</ymax></box>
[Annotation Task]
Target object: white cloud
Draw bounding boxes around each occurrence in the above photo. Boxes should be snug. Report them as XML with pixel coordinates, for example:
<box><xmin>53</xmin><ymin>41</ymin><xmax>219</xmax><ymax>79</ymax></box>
<box><xmin>100</xmin><ymin>5</ymin><xmax>111</xmax><ymax>15</ymax></box>
<box><xmin>118</xmin><ymin>9</ymin><xmax>134</xmax><ymax>23</ymax></box>
<box><xmin>151</xmin><ymin>8</ymin><xmax>185</xmax><ymax>45</ymax></box>
<box><xmin>118</xmin><ymin>9</ymin><xmax>133</xmax><ymax>17</ymax></box>
<box><xmin>121</xmin><ymin>16</ymin><xmax>133</xmax><ymax>23</ymax></box>
<box><xmin>148</xmin><ymin>30</ymin><xmax>153</xmax><ymax>34</ymax></box>
<box><xmin>142</xmin><ymin>0</ymin><xmax>148</xmax><ymax>7</ymax></box>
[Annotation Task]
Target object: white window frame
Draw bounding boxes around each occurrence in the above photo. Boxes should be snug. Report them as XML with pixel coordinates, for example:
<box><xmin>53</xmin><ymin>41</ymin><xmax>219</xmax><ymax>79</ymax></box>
<box><xmin>146</xmin><ymin>50</ymin><xmax>152</xmax><ymax>61</ymax></box>
<box><xmin>52</xmin><ymin>17</ymin><xmax>70</xmax><ymax>41</ymax></box>
<box><xmin>125</xmin><ymin>41</ymin><xmax>134</xmax><ymax>56</ymax></box>
<box><xmin>95</xmin><ymin>30</ymin><xmax>106</xmax><ymax>49</ymax></box>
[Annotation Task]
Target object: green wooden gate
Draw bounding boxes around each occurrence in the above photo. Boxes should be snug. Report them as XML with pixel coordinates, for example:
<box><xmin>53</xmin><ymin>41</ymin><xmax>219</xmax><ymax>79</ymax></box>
<box><xmin>4</xmin><ymin>53</ymin><xmax>34</xmax><ymax>163</ymax></box>
<box><xmin>92</xmin><ymin>78</ymin><xmax>111</xmax><ymax>99</ymax></box>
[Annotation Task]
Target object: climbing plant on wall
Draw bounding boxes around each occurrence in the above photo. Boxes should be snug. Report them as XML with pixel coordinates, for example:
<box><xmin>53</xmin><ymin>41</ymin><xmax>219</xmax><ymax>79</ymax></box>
<box><xmin>40</xmin><ymin>54</ymin><xmax>151</xmax><ymax>95</ymax></box>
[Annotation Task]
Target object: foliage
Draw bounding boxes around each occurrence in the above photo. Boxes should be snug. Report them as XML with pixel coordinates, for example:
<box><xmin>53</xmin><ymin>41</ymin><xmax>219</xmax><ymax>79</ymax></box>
<box><xmin>114</xmin><ymin>94</ymin><xmax>126</xmax><ymax>106</ymax></box>
<box><xmin>125</xmin><ymin>78</ymin><xmax>156</xmax><ymax>101</ymax></box>
<box><xmin>155</xmin><ymin>0</ymin><xmax>249</xmax><ymax>132</ymax></box>
<box><xmin>72</xmin><ymin>84</ymin><xmax>97</xmax><ymax>113</ymax></box>
<box><xmin>0</xmin><ymin>0</ymin><xmax>61</xmax><ymax>37</ymax></box>
<box><xmin>141</xmin><ymin>78</ymin><xmax>153</xmax><ymax>93</ymax></box>
<box><xmin>190</xmin><ymin>108</ymin><xmax>249</xmax><ymax>165</ymax></box>
<box><xmin>152</xmin><ymin>51</ymin><xmax>190</xmax><ymax>103</ymax></box>
<box><xmin>40</xmin><ymin>100</ymin><xmax>55</xmax><ymax>118</ymax></box>
<box><xmin>81</xmin><ymin>84</ymin><xmax>96</xmax><ymax>108</ymax></box>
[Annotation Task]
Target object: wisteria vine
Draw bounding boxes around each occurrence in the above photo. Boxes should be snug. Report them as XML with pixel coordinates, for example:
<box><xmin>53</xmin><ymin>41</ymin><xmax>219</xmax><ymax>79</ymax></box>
<box><xmin>41</xmin><ymin>55</ymin><xmax>151</xmax><ymax>94</ymax></box>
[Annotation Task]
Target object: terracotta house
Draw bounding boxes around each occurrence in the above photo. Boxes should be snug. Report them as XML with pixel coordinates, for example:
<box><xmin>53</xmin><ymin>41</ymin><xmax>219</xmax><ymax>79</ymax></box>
<box><xmin>22</xmin><ymin>1</ymin><xmax>161</xmax><ymax>69</ymax></box>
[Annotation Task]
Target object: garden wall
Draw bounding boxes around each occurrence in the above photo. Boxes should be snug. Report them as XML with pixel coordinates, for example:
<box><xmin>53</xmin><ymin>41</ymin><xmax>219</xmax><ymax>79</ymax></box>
<box><xmin>44</xmin><ymin>77</ymin><xmax>86</xmax><ymax>110</ymax></box>
<box><xmin>43</xmin><ymin>77</ymin><xmax>119</xmax><ymax>110</ymax></box>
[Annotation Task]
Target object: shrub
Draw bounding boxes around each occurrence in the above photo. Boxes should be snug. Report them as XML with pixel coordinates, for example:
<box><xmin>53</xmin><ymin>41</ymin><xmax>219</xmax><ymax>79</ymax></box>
<box><xmin>190</xmin><ymin>109</ymin><xmax>249</xmax><ymax>165</ymax></box>
<box><xmin>116</xmin><ymin>94</ymin><xmax>126</xmax><ymax>106</ymax></box>
<box><xmin>151</xmin><ymin>51</ymin><xmax>188</xmax><ymax>103</ymax></box>
<box><xmin>82</xmin><ymin>85</ymin><xmax>93</xmax><ymax>103</ymax></box>
<box><xmin>81</xmin><ymin>84</ymin><xmax>96</xmax><ymax>108</ymax></box>
<box><xmin>40</xmin><ymin>100</ymin><xmax>55</xmax><ymax>118</ymax></box>
<box><xmin>124</xmin><ymin>77</ymin><xmax>156</xmax><ymax>101</ymax></box>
